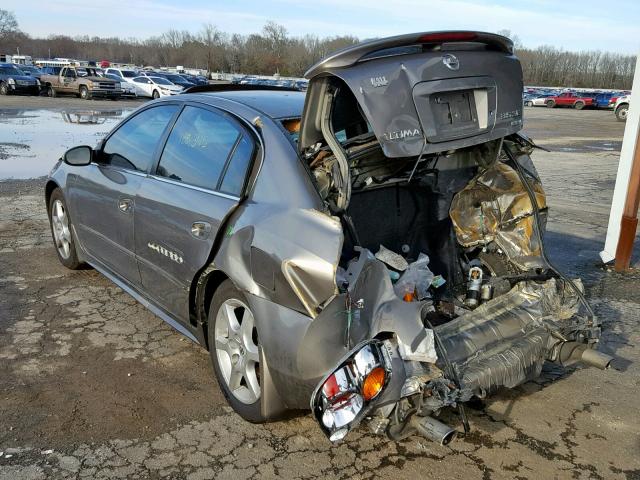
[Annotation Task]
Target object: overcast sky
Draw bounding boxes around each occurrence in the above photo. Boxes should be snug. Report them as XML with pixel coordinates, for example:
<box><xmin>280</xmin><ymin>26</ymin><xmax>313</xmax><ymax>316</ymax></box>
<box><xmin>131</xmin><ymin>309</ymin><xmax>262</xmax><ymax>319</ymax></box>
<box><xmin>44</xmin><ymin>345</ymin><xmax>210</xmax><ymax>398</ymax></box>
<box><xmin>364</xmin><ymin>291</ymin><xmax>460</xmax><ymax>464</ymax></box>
<box><xmin>6</xmin><ymin>0</ymin><xmax>640</xmax><ymax>54</ymax></box>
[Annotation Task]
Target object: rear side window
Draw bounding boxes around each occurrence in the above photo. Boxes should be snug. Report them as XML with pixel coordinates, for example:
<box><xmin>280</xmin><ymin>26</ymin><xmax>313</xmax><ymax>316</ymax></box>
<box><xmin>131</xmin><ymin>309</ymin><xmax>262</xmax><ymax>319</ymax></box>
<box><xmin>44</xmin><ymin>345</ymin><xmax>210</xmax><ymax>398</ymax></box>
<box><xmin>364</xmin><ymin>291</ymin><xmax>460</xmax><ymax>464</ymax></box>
<box><xmin>102</xmin><ymin>105</ymin><xmax>178</xmax><ymax>171</ymax></box>
<box><xmin>156</xmin><ymin>106</ymin><xmax>250</xmax><ymax>192</ymax></box>
<box><xmin>219</xmin><ymin>135</ymin><xmax>254</xmax><ymax>195</ymax></box>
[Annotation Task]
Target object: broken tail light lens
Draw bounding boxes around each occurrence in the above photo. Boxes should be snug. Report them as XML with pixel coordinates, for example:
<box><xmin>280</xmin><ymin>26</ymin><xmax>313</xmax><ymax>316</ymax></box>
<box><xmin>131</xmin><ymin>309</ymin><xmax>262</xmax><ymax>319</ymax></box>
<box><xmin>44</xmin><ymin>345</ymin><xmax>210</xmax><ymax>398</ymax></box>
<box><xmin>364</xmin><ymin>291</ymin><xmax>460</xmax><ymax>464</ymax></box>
<box><xmin>311</xmin><ymin>340</ymin><xmax>392</xmax><ymax>442</ymax></box>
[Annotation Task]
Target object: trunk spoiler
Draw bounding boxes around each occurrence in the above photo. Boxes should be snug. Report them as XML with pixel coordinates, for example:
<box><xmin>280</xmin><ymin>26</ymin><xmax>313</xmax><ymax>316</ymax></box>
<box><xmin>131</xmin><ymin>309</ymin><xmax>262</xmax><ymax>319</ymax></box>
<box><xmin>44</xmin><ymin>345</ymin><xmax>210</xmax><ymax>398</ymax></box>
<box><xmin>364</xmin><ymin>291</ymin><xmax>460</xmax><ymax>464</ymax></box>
<box><xmin>305</xmin><ymin>31</ymin><xmax>513</xmax><ymax>78</ymax></box>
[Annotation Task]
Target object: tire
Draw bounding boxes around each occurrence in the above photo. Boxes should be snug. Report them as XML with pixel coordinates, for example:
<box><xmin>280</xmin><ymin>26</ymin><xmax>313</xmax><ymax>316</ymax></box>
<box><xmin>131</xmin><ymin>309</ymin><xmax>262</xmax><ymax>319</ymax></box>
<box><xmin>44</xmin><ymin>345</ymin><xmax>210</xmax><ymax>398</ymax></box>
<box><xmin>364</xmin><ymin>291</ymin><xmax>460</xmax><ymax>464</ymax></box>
<box><xmin>574</xmin><ymin>101</ymin><xmax>585</xmax><ymax>110</ymax></box>
<box><xmin>152</xmin><ymin>89</ymin><xmax>160</xmax><ymax>99</ymax></box>
<box><xmin>616</xmin><ymin>104</ymin><xmax>629</xmax><ymax>122</ymax></box>
<box><xmin>48</xmin><ymin>86</ymin><xmax>57</xmax><ymax>98</ymax></box>
<box><xmin>79</xmin><ymin>86</ymin><xmax>91</xmax><ymax>100</ymax></box>
<box><xmin>524</xmin><ymin>101</ymin><xmax>533</xmax><ymax>107</ymax></box>
<box><xmin>0</xmin><ymin>82</ymin><xmax>8</xmax><ymax>95</ymax></box>
<box><xmin>545</xmin><ymin>99</ymin><xmax>555</xmax><ymax>108</ymax></box>
<box><xmin>48</xmin><ymin>189</ymin><xmax>83</xmax><ymax>270</ymax></box>
<box><xmin>208</xmin><ymin>280</ymin><xmax>266</xmax><ymax>423</ymax></box>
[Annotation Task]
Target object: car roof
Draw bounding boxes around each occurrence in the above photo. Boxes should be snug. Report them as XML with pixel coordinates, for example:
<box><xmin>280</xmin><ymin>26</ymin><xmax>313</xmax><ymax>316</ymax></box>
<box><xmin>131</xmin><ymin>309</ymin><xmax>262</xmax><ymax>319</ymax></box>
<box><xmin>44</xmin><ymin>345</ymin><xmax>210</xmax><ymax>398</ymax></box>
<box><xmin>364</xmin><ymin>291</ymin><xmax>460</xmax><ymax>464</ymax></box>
<box><xmin>184</xmin><ymin>90</ymin><xmax>305</xmax><ymax>119</ymax></box>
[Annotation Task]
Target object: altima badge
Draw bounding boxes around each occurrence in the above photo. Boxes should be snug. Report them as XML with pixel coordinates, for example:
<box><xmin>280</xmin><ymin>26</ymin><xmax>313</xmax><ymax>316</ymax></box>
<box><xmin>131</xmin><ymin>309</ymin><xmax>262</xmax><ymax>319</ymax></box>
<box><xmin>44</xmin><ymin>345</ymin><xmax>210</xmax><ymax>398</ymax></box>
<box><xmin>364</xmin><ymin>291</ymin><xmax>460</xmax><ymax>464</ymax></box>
<box><xmin>148</xmin><ymin>241</ymin><xmax>184</xmax><ymax>264</ymax></box>
<box><xmin>442</xmin><ymin>54</ymin><xmax>460</xmax><ymax>71</ymax></box>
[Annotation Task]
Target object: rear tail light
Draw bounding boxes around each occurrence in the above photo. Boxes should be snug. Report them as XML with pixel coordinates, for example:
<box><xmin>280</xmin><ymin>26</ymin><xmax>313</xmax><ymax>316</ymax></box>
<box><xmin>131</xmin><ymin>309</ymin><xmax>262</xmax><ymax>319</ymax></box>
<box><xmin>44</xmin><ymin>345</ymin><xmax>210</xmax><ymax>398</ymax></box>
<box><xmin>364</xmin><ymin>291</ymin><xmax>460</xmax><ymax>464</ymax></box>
<box><xmin>311</xmin><ymin>340</ymin><xmax>392</xmax><ymax>442</ymax></box>
<box><xmin>362</xmin><ymin>367</ymin><xmax>386</xmax><ymax>401</ymax></box>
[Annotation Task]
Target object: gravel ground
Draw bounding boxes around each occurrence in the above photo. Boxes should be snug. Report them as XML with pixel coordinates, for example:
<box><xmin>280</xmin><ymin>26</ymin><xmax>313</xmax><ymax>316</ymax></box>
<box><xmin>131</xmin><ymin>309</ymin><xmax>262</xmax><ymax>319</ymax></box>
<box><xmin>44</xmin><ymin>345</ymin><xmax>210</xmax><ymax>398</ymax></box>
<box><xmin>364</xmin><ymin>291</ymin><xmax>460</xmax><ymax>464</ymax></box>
<box><xmin>0</xmin><ymin>101</ymin><xmax>639</xmax><ymax>479</ymax></box>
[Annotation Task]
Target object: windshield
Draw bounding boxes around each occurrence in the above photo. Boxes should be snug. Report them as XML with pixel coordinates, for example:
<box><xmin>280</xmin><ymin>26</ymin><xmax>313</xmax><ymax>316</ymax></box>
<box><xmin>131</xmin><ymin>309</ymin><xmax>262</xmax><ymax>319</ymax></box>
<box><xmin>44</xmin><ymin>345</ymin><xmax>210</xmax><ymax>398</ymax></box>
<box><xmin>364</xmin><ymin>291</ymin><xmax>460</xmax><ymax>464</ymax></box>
<box><xmin>150</xmin><ymin>77</ymin><xmax>172</xmax><ymax>86</ymax></box>
<box><xmin>165</xmin><ymin>74</ymin><xmax>184</xmax><ymax>82</ymax></box>
<box><xmin>0</xmin><ymin>66</ymin><xmax>23</xmax><ymax>75</ymax></box>
<box><xmin>122</xmin><ymin>70</ymin><xmax>137</xmax><ymax>78</ymax></box>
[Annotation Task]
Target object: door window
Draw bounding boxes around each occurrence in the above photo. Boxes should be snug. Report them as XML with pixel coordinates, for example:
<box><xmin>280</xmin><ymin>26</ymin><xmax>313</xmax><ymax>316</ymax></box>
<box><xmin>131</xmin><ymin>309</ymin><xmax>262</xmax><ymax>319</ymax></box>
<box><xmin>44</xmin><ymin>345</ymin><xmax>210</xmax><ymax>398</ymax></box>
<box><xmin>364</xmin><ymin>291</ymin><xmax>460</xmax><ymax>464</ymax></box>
<box><xmin>156</xmin><ymin>106</ymin><xmax>251</xmax><ymax>192</ymax></box>
<box><xmin>102</xmin><ymin>105</ymin><xmax>179</xmax><ymax>172</ymax></box>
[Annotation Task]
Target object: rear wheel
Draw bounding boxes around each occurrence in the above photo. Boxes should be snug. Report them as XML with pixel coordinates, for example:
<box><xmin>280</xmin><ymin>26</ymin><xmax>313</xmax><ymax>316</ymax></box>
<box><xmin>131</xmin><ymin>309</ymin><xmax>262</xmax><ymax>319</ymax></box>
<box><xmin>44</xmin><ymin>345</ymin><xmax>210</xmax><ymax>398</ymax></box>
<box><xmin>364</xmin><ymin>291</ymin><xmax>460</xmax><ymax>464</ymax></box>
<box><xmin>208</xmin><ymin>280</ymin><xmax>266</xmax><ymax>423</ymax></box>
<box><xmin>574</xmin><ymin>101</ymin><xmax>585</xmax><ymax>110</ymax></box>
<box><xmin>616</xmin><ymin>104</ymin><xmax>629</xmax><ymax>122</ymax></box>
<box><xmin>545</xmin><ymin>99</ymin><xmax>555</xmax><ymax>108</ymax></box>
<box><xmin>152</xmin><ymin>89</ymin><xmax>160</xmax><ymax>99</ymax></box>
<box><xmin>0</xmin><ymin>82</ymin><xmax>8</xmax><ymax>95</ymax></box>
<box><xmin>48</xmin><ymin>86</ymin><xmax>57</xmax><ymax>98</ymax></box>
<box><xmin>525</xmin><ymin>101</ymin><xmax>533</xmax><ymax>107</ymax></box>
<box><xmin>48</xmin><ymin>189</ymin><xmax>83</xmax><ymax>269</ymax></box>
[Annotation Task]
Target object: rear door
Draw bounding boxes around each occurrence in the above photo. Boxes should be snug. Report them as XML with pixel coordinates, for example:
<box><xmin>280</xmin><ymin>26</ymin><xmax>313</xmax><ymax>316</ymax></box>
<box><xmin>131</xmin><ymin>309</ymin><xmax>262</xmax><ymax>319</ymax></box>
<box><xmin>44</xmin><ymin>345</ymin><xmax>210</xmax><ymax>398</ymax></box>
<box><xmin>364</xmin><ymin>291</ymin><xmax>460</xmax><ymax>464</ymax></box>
<box><xmin>134</xmin><ymin>103</ymin><xmax>257</xmax><ymax>322</ymax></box>
<box><xmin>68</xmin><ymin>104</ymin><xmax>180</xmax><ymax>287</ymax></box>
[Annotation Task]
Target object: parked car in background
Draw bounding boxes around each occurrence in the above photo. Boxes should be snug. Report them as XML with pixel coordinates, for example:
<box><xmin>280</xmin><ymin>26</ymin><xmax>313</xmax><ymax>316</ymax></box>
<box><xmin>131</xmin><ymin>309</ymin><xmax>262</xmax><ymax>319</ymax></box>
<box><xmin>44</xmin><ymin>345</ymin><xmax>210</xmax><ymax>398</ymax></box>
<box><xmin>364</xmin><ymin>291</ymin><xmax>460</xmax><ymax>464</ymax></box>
<box><xmin>105</xmin><ymin>73</ymin><xmax>137</xmax><ymax>97</ymax></box>
<box><xmin>545</xmin><ymin>92</ymin><xmax>595</xmax><ymax>109</ymax></box>
<box><xmin>104</xmin><ymin>68</ymin><xmax>139</xmax><ymax>84</ymax></box>
<box><xmin>180</xmin><ymin>73</ymin><xmax>208</xmax><ymax>86</ymax></box>
<box><xmin>45</xmin><ymin>31</ymin><xmax>610</xmax><ymax>446</ymax></box>
<box><xmin>525</xmin><ymin>93</ymin><xmax>555</xmax><ymax>107</ymax></box>
<box><xmin>131</xmin><ymin>76</ymin><xmax>183</xmax><ymax>98</ymax></box>
<box><xmin>151</xmin><ymin>72</ymin><xmax>195</xmax><ymax>89</ymax></box>
<box><xmin>41</xmin><ymin>66</ymin><xmax>122</xmax><ymax>100</ymax></box>
<box><xmin>592</xmin><ymin>92</ymin><xmax>618</xmax><ymax>109</ymax></box>
<box><xmin>614</xmin><ymin>95</ymin><xmax>630</xmax><ymax>122</ymax></box>
<box><xmin>0</xmin><ymin>62</ymin><xmax>40</xmax><ymax>95</ymax></box>
<box><xmin>17</xmin><ymin>64</ymin><xmax>43</xmax><ymax>81</ymax></box>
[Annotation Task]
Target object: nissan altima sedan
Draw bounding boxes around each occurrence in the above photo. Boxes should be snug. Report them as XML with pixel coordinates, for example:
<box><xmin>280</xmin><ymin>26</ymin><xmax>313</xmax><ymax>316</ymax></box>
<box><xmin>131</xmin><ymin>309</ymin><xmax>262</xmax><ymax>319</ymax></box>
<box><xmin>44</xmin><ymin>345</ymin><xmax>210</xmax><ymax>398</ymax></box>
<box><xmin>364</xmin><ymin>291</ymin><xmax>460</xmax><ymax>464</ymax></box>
<box><xmin>46</xmin><ymin>31</ymin><xmax>611</xmax><ymax>445</ymax></box>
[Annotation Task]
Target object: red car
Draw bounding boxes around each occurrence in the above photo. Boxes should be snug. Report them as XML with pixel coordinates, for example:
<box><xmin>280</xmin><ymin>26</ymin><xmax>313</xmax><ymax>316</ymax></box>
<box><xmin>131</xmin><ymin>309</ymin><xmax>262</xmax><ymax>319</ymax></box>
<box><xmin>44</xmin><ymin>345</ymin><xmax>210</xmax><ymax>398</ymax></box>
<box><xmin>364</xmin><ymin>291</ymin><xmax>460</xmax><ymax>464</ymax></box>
<box><xmin>545</xmin><ymin>92</ymin><xmax>594</xmax><ymax>109</ymax></box>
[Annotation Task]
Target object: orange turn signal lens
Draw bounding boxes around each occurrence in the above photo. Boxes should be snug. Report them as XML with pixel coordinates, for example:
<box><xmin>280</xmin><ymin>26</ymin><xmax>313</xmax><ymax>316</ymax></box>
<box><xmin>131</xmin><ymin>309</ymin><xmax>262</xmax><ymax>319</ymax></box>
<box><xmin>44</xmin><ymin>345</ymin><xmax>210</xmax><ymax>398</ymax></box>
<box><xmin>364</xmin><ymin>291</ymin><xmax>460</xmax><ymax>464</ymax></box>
<box><xmin>362</xmin><ymin>367</ymin><xmax>386</xmax><ymax>401</ymax></box>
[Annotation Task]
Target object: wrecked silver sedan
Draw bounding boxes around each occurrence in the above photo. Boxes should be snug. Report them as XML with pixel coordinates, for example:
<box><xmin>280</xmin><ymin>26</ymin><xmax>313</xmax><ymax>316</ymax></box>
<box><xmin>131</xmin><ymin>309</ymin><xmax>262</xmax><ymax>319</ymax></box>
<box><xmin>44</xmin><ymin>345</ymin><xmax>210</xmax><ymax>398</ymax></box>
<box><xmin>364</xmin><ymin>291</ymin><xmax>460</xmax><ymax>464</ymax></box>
<box><xmin>45</xmin><ymin>31</ymin><xmax>611</xmax><ymax>445</ymax></box>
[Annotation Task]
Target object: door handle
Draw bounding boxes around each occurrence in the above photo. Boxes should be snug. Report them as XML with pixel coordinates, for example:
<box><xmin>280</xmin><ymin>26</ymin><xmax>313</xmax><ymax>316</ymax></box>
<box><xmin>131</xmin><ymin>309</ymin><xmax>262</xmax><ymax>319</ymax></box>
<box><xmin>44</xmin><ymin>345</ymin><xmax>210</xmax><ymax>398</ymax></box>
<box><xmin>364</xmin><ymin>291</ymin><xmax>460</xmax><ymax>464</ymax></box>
<box><xmin>191</xmin><ymin>221</ymin><xmax>211</xmax><ymax>239</ymax></box>
<box><xmin>118</xmin><ymin>198</ymin><xmax>133</xmax><ymax>213</ymax></box>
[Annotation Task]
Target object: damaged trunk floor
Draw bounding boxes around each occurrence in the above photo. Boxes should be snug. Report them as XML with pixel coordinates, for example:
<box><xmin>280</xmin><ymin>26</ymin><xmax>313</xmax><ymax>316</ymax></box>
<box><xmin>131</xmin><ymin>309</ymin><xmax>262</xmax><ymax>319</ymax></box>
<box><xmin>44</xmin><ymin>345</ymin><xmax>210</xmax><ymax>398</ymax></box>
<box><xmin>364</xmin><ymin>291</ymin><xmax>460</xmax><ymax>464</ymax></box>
<box><xmin>1</xmin><ymin>113</ymin><xmax>640</xmax><ymax>478</ymax></box>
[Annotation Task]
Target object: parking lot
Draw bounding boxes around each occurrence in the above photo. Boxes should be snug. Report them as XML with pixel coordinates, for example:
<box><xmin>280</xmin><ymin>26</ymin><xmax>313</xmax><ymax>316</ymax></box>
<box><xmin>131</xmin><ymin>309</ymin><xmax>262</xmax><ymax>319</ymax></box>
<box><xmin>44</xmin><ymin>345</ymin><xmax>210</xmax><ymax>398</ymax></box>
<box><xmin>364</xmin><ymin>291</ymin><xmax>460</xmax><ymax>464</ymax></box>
<box><xmin>1</xmin><ymin>98</ymin><xmax>639</xmax><ymax>479</ymax></box>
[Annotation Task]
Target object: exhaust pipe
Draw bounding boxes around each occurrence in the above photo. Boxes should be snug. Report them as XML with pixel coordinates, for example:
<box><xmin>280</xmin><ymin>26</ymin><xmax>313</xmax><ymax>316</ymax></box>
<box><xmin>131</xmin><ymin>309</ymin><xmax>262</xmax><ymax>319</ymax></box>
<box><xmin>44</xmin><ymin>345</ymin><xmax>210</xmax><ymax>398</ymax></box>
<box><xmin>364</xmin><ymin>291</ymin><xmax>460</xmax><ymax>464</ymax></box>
<box><xmin>580</xmin><ymin>348</ymin><xmax>613</xmax><ymax>370</ymax></box>
<box><xmin>410</xmin><ymin>416</ymin><xmax>457</xmax><ymax>446</ymax></box>
<box><xmin>558</xmin><ymin>342</ymin><xmax>613</xmax><ymax>370</ymax></box>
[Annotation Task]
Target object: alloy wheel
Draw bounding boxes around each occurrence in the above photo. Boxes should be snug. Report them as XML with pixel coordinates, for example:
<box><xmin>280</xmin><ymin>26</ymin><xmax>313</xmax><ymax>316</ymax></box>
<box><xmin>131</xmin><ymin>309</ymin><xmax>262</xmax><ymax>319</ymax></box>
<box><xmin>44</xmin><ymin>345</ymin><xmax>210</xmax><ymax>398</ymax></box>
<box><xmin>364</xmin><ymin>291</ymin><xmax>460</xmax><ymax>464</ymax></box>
<box><xmin>214</xmin><ymin>298</ymin><xmax>261</xmax><ymax>404</ymax></box>
<box><xmin>51</xmin><ymin>199</ymin><xmax>72</xmax><ymax>259</ymax></box>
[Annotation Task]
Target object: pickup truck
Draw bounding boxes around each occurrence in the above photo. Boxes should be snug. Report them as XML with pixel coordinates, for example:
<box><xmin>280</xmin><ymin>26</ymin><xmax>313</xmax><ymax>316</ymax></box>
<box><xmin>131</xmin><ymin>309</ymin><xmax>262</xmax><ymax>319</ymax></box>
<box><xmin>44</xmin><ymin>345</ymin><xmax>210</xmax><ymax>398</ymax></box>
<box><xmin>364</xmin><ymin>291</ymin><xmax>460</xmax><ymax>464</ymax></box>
<box><xmin>545</xmin><ymin>92</ymin><xmax>595</xmax><ymax>110</ymax></box>
<box><xmin>41</xmin><ymin>66</ymin><xmax>122</xmax><ymax>100</ymax></box>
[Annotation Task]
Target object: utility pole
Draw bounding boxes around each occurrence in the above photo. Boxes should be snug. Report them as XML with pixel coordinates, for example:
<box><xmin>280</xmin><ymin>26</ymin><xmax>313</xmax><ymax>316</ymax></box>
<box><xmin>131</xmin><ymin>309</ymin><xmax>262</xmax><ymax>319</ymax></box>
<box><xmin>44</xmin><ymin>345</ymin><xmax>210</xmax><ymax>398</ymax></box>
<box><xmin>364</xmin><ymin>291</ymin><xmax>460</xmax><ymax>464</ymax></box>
<box><xmin>601</xmin><ymin>52</ymin><xmax>640</xmax><ymax>270</ymax></box>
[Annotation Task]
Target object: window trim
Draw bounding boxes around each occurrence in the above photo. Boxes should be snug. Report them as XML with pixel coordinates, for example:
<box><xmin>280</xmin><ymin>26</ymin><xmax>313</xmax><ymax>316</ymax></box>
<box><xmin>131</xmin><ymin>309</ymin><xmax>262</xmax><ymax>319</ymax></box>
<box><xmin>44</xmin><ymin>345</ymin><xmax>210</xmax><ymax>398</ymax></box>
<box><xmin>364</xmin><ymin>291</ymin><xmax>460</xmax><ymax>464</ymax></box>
<box><xmin>151</xmin><ymin>102</ymin><xmax>256</xmax><ymax>196</ymax></box>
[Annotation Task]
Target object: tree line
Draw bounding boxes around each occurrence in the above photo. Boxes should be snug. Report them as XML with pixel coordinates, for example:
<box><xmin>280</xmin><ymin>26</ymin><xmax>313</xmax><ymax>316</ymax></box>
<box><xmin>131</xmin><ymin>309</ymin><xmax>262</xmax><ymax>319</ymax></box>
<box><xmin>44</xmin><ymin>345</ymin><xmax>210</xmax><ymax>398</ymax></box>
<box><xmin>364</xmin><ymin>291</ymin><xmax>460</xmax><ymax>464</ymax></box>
<box><xmin>0</xmin><ymin>10</ymin><xmax>635</xmax><ymax>88</ymax></box>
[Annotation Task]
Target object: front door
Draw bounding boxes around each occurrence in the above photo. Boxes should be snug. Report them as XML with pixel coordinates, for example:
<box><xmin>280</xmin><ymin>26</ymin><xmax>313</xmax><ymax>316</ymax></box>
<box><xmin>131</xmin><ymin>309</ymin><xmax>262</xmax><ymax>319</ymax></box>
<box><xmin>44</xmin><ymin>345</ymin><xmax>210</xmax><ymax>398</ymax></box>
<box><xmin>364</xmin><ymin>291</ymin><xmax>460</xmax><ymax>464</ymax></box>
<box><xmin>134</xmin><ymin>104</ymin><xmax>256</xmax><ymax>322</ymax></box>
<box><xmin>68</xmin><ymin>104</ymin><xmax>180</xmax><ymax>287</ymax></box>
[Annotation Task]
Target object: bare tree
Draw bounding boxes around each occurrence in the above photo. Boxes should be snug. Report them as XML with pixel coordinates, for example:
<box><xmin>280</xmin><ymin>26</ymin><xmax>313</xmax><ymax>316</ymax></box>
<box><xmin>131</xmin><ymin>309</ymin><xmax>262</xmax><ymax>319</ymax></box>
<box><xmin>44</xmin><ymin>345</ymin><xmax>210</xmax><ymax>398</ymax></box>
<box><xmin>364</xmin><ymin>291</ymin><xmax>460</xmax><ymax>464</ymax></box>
<box><xmin>0</xmin><ymin>9</ymin><xmax>19</xmax><ymax>39</ymax></box>
<box><xmin>496</xmin><ymin>29</ymin><xmax>523</xmax><ymax>50</ymax></box>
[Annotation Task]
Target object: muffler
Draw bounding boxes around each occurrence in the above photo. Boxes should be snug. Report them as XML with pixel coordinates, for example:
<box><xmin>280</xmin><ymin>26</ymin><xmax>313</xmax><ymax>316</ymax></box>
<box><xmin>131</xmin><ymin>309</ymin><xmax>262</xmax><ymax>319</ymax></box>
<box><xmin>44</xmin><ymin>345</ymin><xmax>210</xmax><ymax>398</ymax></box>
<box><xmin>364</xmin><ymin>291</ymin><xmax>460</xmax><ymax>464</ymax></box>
<box><xmin>558</xmin><ymin>342</ymin><xmax>613</xmax><ymax>370</ymax></box>
<box><xmin>410</xmin><ymin>415</ymin><xmax>457</xmax><ymax>446</ymax></box>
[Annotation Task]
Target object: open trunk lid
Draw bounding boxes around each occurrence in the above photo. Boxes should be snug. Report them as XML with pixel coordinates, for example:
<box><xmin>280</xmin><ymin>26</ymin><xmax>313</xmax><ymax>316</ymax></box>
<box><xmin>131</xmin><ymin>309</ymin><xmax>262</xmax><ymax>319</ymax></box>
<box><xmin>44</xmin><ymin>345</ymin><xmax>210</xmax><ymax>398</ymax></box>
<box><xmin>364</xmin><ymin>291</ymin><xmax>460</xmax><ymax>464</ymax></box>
<box><xmin>299</xmin><ymin>31</ymin><xmax>524</xmax><ymax>158</ymax></box>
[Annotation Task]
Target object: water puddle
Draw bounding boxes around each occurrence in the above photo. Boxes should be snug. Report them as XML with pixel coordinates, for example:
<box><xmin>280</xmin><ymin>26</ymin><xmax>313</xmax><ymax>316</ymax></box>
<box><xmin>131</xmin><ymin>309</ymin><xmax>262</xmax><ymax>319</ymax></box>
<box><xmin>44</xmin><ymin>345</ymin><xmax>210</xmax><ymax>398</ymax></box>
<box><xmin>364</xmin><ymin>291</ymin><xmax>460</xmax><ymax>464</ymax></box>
<box><xmin>0</xmin><ymin>108</ymin><xmax>132</xmax><ymax>179</ymax></box>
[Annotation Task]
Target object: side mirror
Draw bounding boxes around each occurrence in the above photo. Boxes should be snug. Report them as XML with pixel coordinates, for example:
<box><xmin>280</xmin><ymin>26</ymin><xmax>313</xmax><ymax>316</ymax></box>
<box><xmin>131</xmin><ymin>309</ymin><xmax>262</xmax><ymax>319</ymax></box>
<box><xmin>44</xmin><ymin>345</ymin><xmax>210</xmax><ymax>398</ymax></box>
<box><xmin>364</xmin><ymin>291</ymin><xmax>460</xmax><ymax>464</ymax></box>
<box><xmin>63</xmin><ymin>146</ymin><xmax>93</xmax><ymax>166</ymax></box>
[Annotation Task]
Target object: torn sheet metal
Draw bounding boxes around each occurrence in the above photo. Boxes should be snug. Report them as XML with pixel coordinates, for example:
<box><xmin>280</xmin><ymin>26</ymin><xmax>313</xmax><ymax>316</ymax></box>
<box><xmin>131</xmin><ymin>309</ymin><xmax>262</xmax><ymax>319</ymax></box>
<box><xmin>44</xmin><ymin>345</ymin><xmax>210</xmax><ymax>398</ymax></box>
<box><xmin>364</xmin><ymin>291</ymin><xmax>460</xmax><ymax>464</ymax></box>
<box><xmin>449</xmin><ymin>161</ymin><xmax>547</xmax><ymax>271</ymax></box>
<box><xmin>398</xmin><ymin>329</ymin><xmax>437</xmax><ymax>363</ymax></box>
<box><xmin>434</xmin><ymin>278</ymin><xmax>579</xmax><ymax>397</ymax></box>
